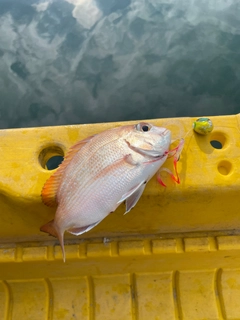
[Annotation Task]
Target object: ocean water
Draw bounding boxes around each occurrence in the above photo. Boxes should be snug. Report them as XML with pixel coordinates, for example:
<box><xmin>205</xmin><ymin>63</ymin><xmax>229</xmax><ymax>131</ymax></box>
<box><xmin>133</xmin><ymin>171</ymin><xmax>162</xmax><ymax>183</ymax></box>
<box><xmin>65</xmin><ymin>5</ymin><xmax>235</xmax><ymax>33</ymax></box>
<box><xmin>0</xmin><ymin>0</ymin><xmax>240</xmax><ymax>129</ymax></box>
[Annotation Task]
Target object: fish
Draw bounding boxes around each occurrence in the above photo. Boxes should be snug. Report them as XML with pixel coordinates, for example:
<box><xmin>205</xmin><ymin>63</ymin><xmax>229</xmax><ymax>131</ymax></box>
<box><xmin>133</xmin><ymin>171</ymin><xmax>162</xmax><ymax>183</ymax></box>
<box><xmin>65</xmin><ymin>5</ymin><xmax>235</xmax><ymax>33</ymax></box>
<box><xmin>40</xmin><ymin>122</ymin><xmax>172</xmax><ymax>261</ymax></box>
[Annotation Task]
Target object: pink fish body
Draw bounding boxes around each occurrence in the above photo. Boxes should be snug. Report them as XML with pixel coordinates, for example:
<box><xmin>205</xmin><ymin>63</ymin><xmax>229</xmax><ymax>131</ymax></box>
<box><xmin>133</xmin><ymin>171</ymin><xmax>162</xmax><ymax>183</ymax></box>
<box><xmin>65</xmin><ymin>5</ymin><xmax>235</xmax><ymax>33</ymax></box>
<box><xmin>41</xmin><ymin>122</ymin><xmax>171</xmax><ymax>261</ymax></box>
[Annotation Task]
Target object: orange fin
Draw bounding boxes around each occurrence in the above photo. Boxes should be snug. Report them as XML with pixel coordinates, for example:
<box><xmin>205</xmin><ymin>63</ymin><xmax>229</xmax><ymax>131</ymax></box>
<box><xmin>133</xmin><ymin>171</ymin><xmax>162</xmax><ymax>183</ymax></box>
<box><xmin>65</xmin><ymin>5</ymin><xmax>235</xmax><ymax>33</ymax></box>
<box><xmin>40</xmin><ymin>219</ymin><xmax>66</xmax><ymax>262</ymax></box>
<box><xmin>41</xmin><ymin>173</ymin><xmax>60</xmax><ymax>207</ymax></box>
<box><xmin>41</xmin><ymin>135</ymin><xmax>96</xmax><ymax>207</ymax></box>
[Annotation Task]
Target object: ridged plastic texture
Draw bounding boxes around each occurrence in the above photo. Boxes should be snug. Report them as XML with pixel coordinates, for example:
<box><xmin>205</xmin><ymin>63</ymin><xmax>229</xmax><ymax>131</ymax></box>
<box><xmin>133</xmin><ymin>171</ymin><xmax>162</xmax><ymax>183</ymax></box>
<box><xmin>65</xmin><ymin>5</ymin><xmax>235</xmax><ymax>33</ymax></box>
<box><xmin>1</xmin><ymin>115</ymin><xmax>240</xmax><ymax>319</ymax></box>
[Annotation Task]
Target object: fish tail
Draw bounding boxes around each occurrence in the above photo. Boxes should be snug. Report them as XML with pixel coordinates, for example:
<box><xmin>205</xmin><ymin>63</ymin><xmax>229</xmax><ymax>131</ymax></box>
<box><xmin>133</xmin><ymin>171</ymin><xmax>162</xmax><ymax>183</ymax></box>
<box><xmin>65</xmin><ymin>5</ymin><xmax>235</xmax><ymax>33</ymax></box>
<box><xmin>40</xmin><ymin>220</ymin><xmax>66</xmax><ymax>262</ymax></box>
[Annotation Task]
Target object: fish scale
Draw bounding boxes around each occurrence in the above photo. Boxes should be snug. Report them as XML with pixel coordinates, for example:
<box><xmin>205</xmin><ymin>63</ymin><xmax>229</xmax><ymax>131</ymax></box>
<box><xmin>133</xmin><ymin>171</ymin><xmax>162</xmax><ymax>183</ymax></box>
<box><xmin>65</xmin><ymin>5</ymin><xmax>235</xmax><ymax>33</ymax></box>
<box><xmin>62</xmin><ymin>135</ymin><xmax>123</xmax><ymax>194</ymax></box>
<box><xmin>40</xmin><ymin>122</ymin><xmax>172</xmax><ymax>261</ymax></box>
<box><xmin>67</xmin><ymin>144</ymin><xmax>144</xmax><ymax>215</ymax></box>
<box><xmin>61</xmin><ymin>142</ymin><xmax>128</xmax><ymax>212</ymax></box>
<box><xmin>68</xmin><ymin>160</ymin><xmax>133</xmax><ymax>220</ymax></box>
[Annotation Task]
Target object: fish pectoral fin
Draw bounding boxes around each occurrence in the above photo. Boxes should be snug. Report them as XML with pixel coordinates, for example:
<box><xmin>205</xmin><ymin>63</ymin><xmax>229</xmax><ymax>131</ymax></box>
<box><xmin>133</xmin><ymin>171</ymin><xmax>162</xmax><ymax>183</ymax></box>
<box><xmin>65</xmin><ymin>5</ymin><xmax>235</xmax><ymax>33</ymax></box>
<box><xmin>124</xmin><ymin>154</ymin><xmax>139</xmax><ymax>166</ymax></box>
<box><xmin>117</xmin><ymin>180</ymin><xmax>146</xmax><ymax>205</ymax></box>
<box><xmin>125</xmin><ymin>140</ymin><xmax>165</xmax><ymax>159</ymax></box>
<box><xmin>124</xmin><ymin>183</ymin><xmax>146</xmax><ymax>214</ymax></box>
<box><xmin>68</xmin><ymin>220</ymin><xmax>101</xmax><ymax>236</ymax></box>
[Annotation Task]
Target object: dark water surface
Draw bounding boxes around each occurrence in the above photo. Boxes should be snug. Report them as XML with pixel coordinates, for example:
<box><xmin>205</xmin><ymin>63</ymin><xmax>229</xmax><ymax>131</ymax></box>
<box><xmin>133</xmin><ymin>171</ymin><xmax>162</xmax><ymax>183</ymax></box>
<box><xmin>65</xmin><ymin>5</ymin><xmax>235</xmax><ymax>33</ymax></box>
<box><xmin>0</xmin><ymin>0</ymin><xmax>240</xmax><ymax>129</ymax></box>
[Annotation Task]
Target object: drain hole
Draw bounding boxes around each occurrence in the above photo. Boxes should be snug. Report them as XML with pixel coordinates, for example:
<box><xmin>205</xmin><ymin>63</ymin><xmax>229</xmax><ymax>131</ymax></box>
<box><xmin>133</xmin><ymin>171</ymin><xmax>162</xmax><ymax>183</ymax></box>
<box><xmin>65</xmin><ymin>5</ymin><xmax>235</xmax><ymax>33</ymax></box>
<box><xmin>210</xmin><ymin>140</ymin><xmax>222</xmax><ymax>149</ymax></box>
<box><xmin>209</xmin><ymin>132</ymin><xmax>226</xmax><ymax>149</ymax></box>
<box><xmin>46</xmin><ymin>155</ymin><xmax>64</xmax><ymax>170</ymax></box>
<box><xmin>39</xmin><ymin>146</ymin><xmax>64</xmax><ymax>170</ymax></box>
<box><xmin>218</xmin><ymin>160</ymin><xmax>232</xmax><ymax>175</ymax></box>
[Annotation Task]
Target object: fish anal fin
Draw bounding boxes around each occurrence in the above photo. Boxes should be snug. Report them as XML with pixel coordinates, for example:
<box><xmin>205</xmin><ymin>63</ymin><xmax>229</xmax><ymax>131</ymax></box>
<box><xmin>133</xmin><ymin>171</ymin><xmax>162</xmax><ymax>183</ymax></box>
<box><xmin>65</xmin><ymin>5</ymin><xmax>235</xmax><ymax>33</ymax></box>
<box><xmin>68</xmin><ymin>220</ymin><xmax>101</xmax><ymax>236</ymax></box>
<box><xmin>41</xmin><ymin>135</ymin><xmax>96</xmax><ymax>207</ymax></box>
<box><xmin>40</xmin><ymin>220</ymin><xmax>66</xmax><ymax>262</ymax></box>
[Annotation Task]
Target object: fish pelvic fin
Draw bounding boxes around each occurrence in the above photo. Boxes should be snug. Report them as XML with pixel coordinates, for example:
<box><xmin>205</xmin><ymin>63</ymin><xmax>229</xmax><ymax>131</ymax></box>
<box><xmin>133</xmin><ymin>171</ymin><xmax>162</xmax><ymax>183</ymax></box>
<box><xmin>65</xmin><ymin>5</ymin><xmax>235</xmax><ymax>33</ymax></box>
<box><xmin>41</xmin><ymin>135</ymin><xmax>96</xmax><ymax>207</ymax></box>
<box><xmin>40</xmin><ymin>220</ymin><xmax>66</xmax><ymax>262</ymax></box>
<box><xmin>124</xmin><ymin>182</ymin><xmax>146</xmax><ymax>214</ymax></box>
<box><xmin>117</xmin><ymin>180</ymin><xmax>145</xmax><ymax>205</ymax></box>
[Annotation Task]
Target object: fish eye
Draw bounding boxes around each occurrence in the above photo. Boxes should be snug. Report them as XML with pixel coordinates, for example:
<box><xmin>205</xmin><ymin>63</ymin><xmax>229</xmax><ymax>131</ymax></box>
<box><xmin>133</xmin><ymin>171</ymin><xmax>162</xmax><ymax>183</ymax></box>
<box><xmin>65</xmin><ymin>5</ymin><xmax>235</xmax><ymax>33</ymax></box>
<box><xmin>142</xmin><ymin>125</ymin><xmax>149</xmax><ymax>132</ymax></box>
<box><xmin>136</xmin><ymin>123</ymin><xmax>151</xmax><ymax>132</ymax></box>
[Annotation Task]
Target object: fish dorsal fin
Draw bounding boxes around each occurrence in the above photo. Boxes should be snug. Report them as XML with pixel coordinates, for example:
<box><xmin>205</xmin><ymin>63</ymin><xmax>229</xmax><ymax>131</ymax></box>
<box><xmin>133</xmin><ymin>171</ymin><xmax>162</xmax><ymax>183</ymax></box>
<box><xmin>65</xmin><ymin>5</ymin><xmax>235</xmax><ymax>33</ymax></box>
<box><xmin>64</xmin><ymin>135</ymin><xmax>96</xmax><ymax>163</ymax></box>
<box><xmin>41</xmin><ymin>135</ymin><xmax>95</xmax><ymax>207</ymax></box>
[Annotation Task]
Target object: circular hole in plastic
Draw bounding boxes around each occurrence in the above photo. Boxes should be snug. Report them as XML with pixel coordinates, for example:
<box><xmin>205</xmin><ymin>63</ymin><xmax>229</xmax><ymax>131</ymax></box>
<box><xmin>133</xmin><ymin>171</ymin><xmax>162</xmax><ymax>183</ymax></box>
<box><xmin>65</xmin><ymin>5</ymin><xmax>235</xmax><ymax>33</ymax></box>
<box><xmin>210</xmin><ymin>140</ymin><xmax>222</xmax><ymax>149</ymax></box>
<box><xmin>218</xmin><ymin>160</ymin><xmax>232</xmax><ymax>176</ymax></box>
<box><xmin>46</xmin><ymin>155</ymin><xmax>64</xmax><ymax>170</ymax></box>
<box><xmin>209</xmin><ymin>132</ymin><xmax>226</xmax><ymax>149</ymax></box>
<box><xmin>39</xmin><ymin>146</ymin><xmax>64</xmax><ymax>170</ymax></box>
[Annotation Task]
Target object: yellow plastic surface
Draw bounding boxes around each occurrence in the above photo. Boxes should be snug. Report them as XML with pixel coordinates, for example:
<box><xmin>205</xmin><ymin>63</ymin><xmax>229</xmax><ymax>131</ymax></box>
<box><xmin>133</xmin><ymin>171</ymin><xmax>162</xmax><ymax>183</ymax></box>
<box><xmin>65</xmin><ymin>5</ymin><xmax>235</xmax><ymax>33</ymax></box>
<box><xmin>1</xmin><ymin>115</ymin><xmax>240</xmax><ymax>319</ymax></box>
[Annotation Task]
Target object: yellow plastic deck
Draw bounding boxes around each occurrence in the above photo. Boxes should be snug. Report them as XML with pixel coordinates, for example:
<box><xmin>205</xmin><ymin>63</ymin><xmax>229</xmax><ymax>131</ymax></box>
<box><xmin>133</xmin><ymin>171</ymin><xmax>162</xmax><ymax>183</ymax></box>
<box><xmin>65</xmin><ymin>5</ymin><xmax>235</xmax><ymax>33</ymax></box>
<box><xmin>0</xmin><ymin>115</ymin><xmax>240</xmax><ymax>319</ymax></box>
